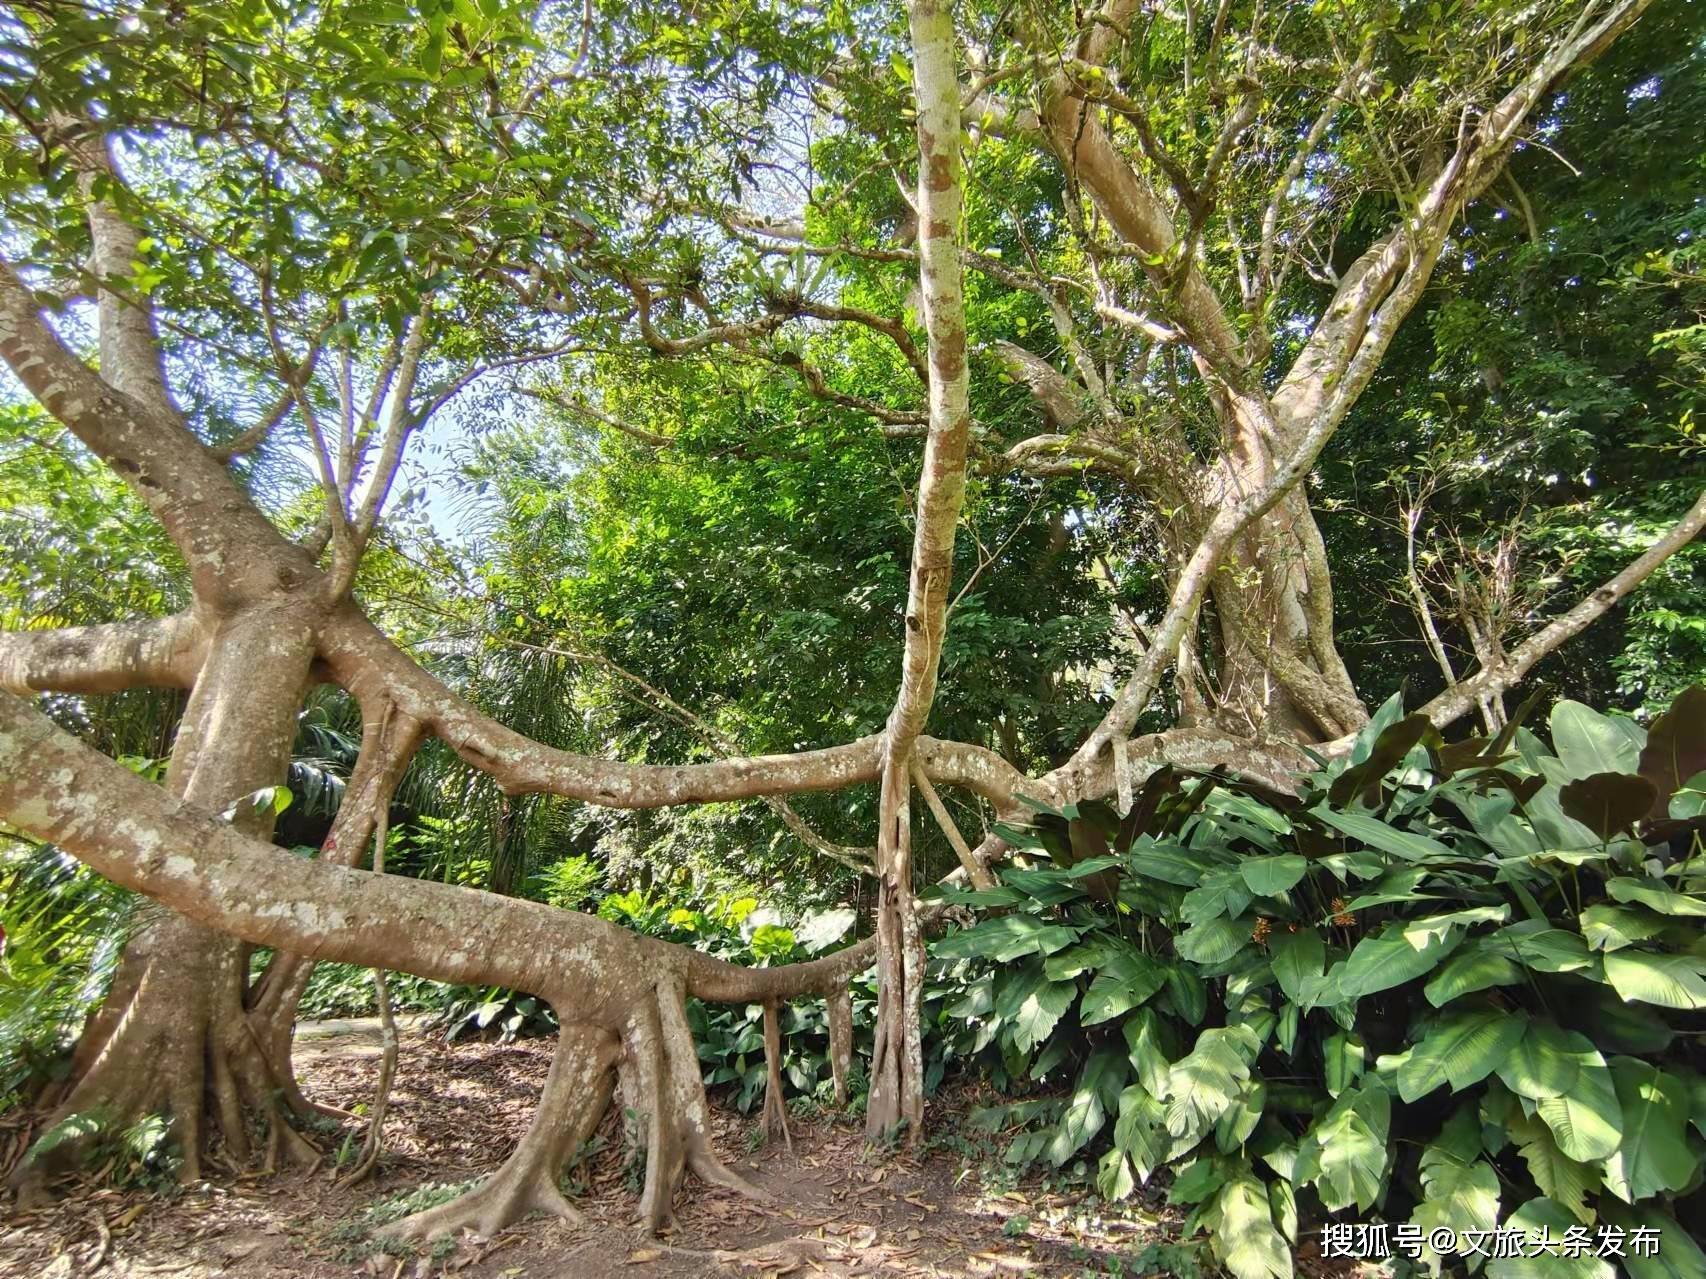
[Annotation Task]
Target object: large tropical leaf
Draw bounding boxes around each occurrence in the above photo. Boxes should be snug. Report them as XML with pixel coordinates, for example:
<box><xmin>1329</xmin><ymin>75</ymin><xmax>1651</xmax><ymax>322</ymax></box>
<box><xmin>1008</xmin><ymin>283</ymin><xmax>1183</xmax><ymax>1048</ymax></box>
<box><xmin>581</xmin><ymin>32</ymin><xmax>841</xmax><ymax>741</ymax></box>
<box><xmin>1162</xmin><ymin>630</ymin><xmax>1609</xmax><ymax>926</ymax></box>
<box><xmin>1601</xmin><ymin>1202</ymin><xmax>1706</xmax><ymax>1279</ymax></box>
<box><xmin>1485</xmin><ymin>1198</ymin><xmax>1615</xmax><ymax>1279</ymax></box>
<box><xmin>1411</xmin><ymin>1131</ymin><xmax>1501</xmax><ymax>1277</ymax></box>
<box><xmin>1602</xmin><ymin>1058</ymin><xmax>1698</xmax><ymax>1204</ymax></box>
<box><xmin>1395</xmin><ymin>1009</ymin><xmax>1529</xmax><ymax>1102</ymax></box>
<box><xmin>1162</xmin><ymin>1025</ymin><xmax>1260</xmax><ymax>1141</ymax></box>
<box><xmin>1508</xmin><ymin>1110</ymin><xmax>1602</xmax><ymax>1225</ymax></box>
<box><xmin>1300</xmin><ymin>1081</ymin><xmax>1390</xmax><ymax>1212</ymax></box>
<box><xmin>1550</xmin><ymin>701</ymin><xmax>1643</xmax><ymax>781</ymax></box>
<box><xmin>1535</xmin><ymin>1042</ymin><xmax>1623</xmax><ymax>1162</ymax></box>
<box><xmin>934</xmin><ymin>913</ymin><xmax>1079</xmax><ymax>962</ymax></box>
<box><xmin>1332</xmin><ymin>919</ymin><xmax>1464</xmax><ymax>1000</ymax></box>
<box><xmin>1495</xmin><ymin>1020</ymin><xmax>1590</xmax><ymax>1102</ymax></box>
<box><xmin>1603</xmin><ymin>949</ymin><xmax>1706</xmax><ymax>1010</ymax></box>
<box><xmin>1635</xmin><ymin>684</ymin><xmax>1706</xmax><ymax>818</ymax></box>
<box><xmin>1210</xmin><ymin>1174</ymin><xmax>1293</xmax><ymax>1279</ymax></box>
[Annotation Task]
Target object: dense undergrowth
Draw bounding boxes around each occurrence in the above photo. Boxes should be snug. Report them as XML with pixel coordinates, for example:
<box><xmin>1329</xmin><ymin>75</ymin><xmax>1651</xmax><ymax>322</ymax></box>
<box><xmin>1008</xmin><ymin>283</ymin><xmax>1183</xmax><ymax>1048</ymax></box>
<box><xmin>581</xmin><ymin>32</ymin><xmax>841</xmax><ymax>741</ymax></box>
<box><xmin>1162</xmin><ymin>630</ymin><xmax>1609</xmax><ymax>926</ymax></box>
<box><xmin>929</xmin><ymin>686</ymin><xmax>1706</xmax><ymax>1279</ymax></box>
<box><xmin>6</xmin><ymin>686</ymin><xmax>1705</xmax><ymax>1278</ymax></box>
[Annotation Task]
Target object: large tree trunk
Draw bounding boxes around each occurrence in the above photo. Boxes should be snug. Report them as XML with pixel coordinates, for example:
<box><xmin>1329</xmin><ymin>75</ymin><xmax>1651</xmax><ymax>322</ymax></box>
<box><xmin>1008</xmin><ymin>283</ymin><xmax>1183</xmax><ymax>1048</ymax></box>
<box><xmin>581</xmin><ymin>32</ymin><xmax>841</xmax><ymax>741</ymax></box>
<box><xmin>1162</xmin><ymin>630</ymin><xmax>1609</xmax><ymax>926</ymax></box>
<box><xmin>15</xmin><ymin>608</ymin><xmax>316</xmax><ymax>1194</ymax></box>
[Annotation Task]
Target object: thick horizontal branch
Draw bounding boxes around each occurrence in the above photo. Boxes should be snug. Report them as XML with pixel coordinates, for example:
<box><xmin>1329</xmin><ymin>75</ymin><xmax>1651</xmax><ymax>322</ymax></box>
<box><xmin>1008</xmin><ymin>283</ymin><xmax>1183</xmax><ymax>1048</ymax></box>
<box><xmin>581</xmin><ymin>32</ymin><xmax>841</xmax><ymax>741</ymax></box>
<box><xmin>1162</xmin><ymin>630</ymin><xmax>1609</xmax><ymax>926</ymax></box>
<box><xmin>0</xmin><ymin>614</ymin><xmax>203</xmax><ymax>695</ymax></box>
<box><xmin>0</xmin><ymin>689</ymin><xmax>868</xmax><ymax>1014</ymax></box>
<box><xmin>320</xmin><ymin>608</ymin><xmax>1026</xmax><ymax>809</ymax></box>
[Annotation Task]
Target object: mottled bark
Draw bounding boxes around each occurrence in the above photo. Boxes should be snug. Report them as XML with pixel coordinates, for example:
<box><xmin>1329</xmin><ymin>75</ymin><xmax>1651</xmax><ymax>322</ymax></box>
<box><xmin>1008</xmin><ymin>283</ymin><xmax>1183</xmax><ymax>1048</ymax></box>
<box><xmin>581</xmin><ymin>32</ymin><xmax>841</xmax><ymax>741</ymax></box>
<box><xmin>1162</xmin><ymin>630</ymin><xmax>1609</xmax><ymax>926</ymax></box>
<box><xmin>867</xmin><ymin>0</ymin><xmax>974</xmax><ymax>1143</ymax></box>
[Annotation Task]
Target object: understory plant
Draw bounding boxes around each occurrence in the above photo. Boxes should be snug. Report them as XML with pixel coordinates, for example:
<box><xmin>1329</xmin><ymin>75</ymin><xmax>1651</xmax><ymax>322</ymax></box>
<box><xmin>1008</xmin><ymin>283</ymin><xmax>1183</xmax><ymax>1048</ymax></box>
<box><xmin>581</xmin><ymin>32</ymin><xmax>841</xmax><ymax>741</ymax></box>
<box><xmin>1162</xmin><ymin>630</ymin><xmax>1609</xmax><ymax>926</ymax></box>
<box><xmin>932</xmin><ymin>686</ymin><xmax>1706</xmax><ymax>1279</ymax></box>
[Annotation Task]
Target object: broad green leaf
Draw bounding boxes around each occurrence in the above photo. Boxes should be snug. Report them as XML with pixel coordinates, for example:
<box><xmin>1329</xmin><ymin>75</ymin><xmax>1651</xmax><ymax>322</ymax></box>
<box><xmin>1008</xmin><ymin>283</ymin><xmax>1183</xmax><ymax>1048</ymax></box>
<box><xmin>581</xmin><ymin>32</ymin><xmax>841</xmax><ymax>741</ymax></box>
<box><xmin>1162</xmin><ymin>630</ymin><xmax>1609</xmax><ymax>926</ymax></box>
<box><xmin>1424</xmin><ymin>946</ymin><xmax>1522</xmax><ymax>1006</ymax></box>
<box><xmin>1240</xmin><ymin>854</ymin><xmax>1308</xmax><ymax>896</ymax></box>
<box><xmin>1495</xmin><ymin>926</ymin><xmax>1595</xmax><ymax>974</ymax></box>
<box><xmin>1603</xmin><ymin>1058</ymin><xmax>1698</xmax><ymax>1203</ymax></box>
<box><xmin>1496</xmin><ymin>1021</ymin><xmax>1587</xmax><ymax>1101</ymax></box>
<box><xmin>1315</xmin><ymin>807</ymin><xmax>1458</xmax><ymax>862</ymax></box>
<box><xmin>1600</xmin><ymin>1202</ymin><xmax>1706</xmax><ymax>1279</ymax></box>
<box><xmin>1181</xmin><ymin>867</ymin><xmax>1254</xmax><ymax>924</ymax></box>
<box><xmin>1486</xmin><ymin>1198</ymin><xmax>1615</xmax><ymax>1279</ymax></box>
<box><xmin>1175</xmin><ymin>915</ymin><xmax>1253</xmax><ymax>966</ymax></box>
<box><xmin>1508</xmin><ymin>1110</ymin><xmax>1600</xmax><ymax>1225</ymax></box>
<box><xmin>1113</xmin><ymin>1084</ymin><xmax>1168</xmax><ymax>1182</ymax></box>
<box><xmin>1097</xmin><ymin>1147</ymin><xmax>1135</xmax><ymax>1202</ymax></box>
<box><xmin>1046</xmin><ymin>1044</ymin><xmax>1126</xmax><ymax>1165</ymax></box>
<box><xmin>1300</xmin><ymin>1081</ymin><xmax>1389</xmax><ymax>1212</ymax></box>
<box><xmin>1080</xmin><ymin>951</ymin><xmax>1168</xmax><ymax>1025</ymax></box>
<box><xmin>1123</xmin><ymin>1008</ymin><xmax>1172</xmax><ymax>1097</ymax></box>
<box><xmin>1550</xmin><ymin>701</ymin><xmax>1642</xmax><ymax>780</ymax></box>
<box><xmin>1411</xmin><ymin>1136</ymin><xmax>1500</xmax><ymax>1277</ymax></box>
<box><xmin>1603</xmin><ymin>949</ymin><xmax>1706</xmax><ymax>1010</ymax></box>
<box><xmin>1162</xmin><ymin>1025</ymin><xmax>1260</xmax><ymax>1141</ymax></box>
<box><xmin>1267</xmin><ymin>929</ymin><xmax>1325</xmax><ymax>1004</ymax></box>
<box><xmin>1403</xmin><ymin>904</ymin><xmax>1509</xmax><ymax>947</ymax></box>
<box><xmin>934</xmin><ymin>914</ymin><xmax>1079</xmax><ymax>962</ymax></box>
<box><xmin>1334</xmin><ymin>919</ymin><xmax>1464</xmax><ymax>999</ymax></box>
<box><xmin>1579</xmin><ymin>903</ymin><xmax>1668</xmax><ymax>952</ymax></box>
<box><xmin>1535</xmin><ymin>1043</ymin><xmax>1623</xmax><ymax>1162</ymax></box>
<box><xmin>1322</xmin><ymin>1030</ymin><xmax>1366</xmax><ymax>1098</ymax></box>
<box><xmin>1396</xmin><ymin>1009</ymin><xmax>1528</xmax><ymax>1102</ymax></box>
<box><xmin>1210</xmin><ymin>1175</ymin><xmax>1293</xmax><ymax>1279</ymax></box>
<box><xmin>1606</xmin><ymin>877</ymin><xmax>1706</xmax><ymax>919</ymax></box>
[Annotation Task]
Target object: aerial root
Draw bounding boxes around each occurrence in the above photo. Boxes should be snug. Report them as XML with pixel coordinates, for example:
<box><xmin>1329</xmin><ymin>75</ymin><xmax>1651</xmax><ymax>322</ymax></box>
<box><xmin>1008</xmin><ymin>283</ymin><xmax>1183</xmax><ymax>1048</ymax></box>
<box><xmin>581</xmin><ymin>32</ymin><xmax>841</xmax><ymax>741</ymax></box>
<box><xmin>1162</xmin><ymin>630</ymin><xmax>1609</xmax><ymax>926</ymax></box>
<box><xmin>381</xmin><ymin>1023</ymin><xmax>617</xmax><ymax>1244</ymax></box>
<box><xmin>760</xmin><ymin>1000</ymin><xmax>792</xmax><ymax>1153</ymax></box>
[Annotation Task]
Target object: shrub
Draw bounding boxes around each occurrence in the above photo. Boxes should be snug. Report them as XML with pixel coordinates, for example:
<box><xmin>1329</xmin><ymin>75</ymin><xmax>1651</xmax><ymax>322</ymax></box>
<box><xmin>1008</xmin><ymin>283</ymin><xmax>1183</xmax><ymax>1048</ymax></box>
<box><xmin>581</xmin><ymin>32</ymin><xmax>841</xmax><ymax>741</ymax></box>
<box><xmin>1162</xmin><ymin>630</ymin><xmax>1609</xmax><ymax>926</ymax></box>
<box><xmin>931</xmin><ymin>686</ymin><xmax>1706</xmax><ymax>1279</ymax></box>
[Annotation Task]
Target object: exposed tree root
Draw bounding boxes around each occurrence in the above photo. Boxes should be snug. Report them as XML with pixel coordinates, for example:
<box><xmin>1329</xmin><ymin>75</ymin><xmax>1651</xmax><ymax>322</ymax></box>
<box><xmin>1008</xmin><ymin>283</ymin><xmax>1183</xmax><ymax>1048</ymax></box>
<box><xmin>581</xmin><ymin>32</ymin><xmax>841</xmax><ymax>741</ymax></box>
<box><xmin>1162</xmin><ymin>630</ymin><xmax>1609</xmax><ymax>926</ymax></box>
<box><xmin>10</xmin><ymin>913</ymin><xmax>315</xmax><ymax>1202</ymax></box>
<box><xmin>382</xmin><ymin>1024</ymin><xmax>618</xmax><ymax>1243</ymax></box>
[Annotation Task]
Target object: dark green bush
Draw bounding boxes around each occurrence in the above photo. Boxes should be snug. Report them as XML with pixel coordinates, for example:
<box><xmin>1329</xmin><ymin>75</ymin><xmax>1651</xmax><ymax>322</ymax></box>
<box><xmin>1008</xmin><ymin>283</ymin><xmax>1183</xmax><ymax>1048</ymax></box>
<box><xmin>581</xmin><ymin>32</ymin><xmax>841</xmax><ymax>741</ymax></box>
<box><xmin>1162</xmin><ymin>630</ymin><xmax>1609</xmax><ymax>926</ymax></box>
<box><xmin>929</xmin><ymin>687</ymin><xmax>1706</xmax><ymax>1279</ymax></box>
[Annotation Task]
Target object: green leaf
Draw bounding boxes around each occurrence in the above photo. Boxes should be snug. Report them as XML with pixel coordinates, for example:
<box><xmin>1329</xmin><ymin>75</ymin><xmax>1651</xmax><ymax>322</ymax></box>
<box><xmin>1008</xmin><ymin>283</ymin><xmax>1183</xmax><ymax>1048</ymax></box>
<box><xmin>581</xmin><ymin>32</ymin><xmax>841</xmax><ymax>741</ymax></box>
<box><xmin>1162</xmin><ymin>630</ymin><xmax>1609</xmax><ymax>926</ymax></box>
<box><xmin>1001</xmin><ymin>974</ymin><xmax>1077</xmax><ymax>1055</ymax></box>
<box><xmin>1411</xmin><ymin>1136</ymin><xmax>1500</xmax><ymax>1277</ymax></box>
<box><xmin>1550</xmin><ymin>701</ymin><xmax>1642</xmax><ymax>780</ymax></box>
<box><xmin>1210</xmin><ymin>1175</ymin><xmax>1293</xmax><ymax>1279</ymax></box>
<box><xmin>1267</xmin><ymin>929</ymin><xmax>1324</xmax><ymax>1004</ymax></box>
<box><xmin>1486</xmin><ymin>1198</ymin><xmax>1615</xmax><ymax>1279</ymax></box>
<box><xmin>1300</xmin><ymin>1081</ymin><xmax>1389</xmax><ymax>1212</ymax></box>
<box><xmin>1162</xmin><ymin>1025</ymin><xmax>1260</xmax><ymax>1141</ymax></box>
<box><xmin>1579</xmin><ymin>903</ymin><xmax>1668</xmax><ymax>952</ymax></box>
<box><xmin>1175</xmin><ymin>915</ymin><xmax>1252</xmax><ymax>966</ymax></box>
<box><xmin>1113</xmin><ymin>1084</ymin><xmax>1169</xmax><ymax>1182</ymax></box>
<box><xmin>1122</xmin><ymin>1008</ymin><xmax>1172</xmax><ymax>1097</ymax></box>
<box><xmin>1601</xmin><ymin>1202</ymin><xmax>1706</xmax><ymax>1279</ymax></box>
<box><xmin>1424</xmin><ymin>946</ymin><xmax>1523</xmax><ymax>1006</ymax></box>
<box><xmin>1322</xmin><ymin>1030</ymin><xmax>1366</xmax><ymax>1098</ymax></box>
<box><xmin>1181</xmin><ymin>867</ymin><xmax>1254</xmax><ymax>924</ymax></box>
<box><xmin>1535</xmin><ymin>1042</ymin><xmax>1623</xmax><ymax>1162</ymax></box>
<box><xmin>1605</xmin><ymin>877</ymin><xmax>1706</xmax><ymax>919</ymax></box>
<box><xmin>1395</xmin><ymin>1009</ymin><xmax>1528</xmax><ymax>1102</ymax></box>
<box><xmin>1080</xmin><ymin>951</ymin><xmax>1168</xmax><ymax>1025</ymax></box>
<box><xmin>1403</xmin><ymin>904</ymin><xmax>1509</xmax><ymax>947</ymax></box>
<box><xmin>1335</xmin><ymin>919</ymin><xmax>1465</xmax><ymax>999</ymax></box>
<box><xmin>935</xmin><ymin>914</ymin><xmax>1080</xmax><ymax>962</ymax></box>
<box><xmin>1603</xmin><ymin>1059</ymin><xmax>1698</xmax><ymax>1203</ymax></box>
<box><xmin>1047</xmin><ymin>1044</ymin><xmax>1126</xmax><ymax>1165</ymax></box>
<box><xmin>1508</xmin><ymin>1110</ymin><xmax>1601</xmax><ymax>1225</ymax></box>
<box><xmin>1097</xmin><ymin>1147</ymin><xmax>1136</xmax><ymax>1202</ymax></box>
<box><xmin>1315</xmin><ymin>807</ymin><xmax>1458</xmax><ymax>862</ymax></box>
<box><xmin>1240</xmin><ymin>854</ymin><xmax>1308</xmax><ymax>896</ymax></box>
<box><xmin>1603</xmin><ymin>949</ymin><xmax>1706</xmax><ymax>1010</ymax></box>
<box><xmin>1496</xmin><ymin>1021</ymin><xmax>1588</xmax><ymax>1101</ymax></box>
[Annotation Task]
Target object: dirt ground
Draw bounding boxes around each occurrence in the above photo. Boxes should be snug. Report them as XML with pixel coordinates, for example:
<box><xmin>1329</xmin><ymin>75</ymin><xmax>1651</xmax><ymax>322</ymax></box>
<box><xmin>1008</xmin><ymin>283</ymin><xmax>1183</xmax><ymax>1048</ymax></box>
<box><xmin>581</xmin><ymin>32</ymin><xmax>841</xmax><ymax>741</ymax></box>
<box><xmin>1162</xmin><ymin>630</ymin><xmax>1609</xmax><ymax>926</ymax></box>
<box><xmin>0</xmin><ymin>1021</ymin><xmax>1190</xmax><ymax>1279</ymax></box>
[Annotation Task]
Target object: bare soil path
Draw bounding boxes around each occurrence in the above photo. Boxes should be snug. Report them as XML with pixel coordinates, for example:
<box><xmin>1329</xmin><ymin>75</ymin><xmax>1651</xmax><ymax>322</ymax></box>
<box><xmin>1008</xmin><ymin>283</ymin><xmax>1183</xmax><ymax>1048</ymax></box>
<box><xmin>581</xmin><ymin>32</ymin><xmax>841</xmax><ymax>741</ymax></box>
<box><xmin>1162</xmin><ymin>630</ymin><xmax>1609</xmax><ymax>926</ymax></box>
<box><xmin>1</xmin><ymin>1021</ymin><xmax>1179</xmax><ymax>1279</ymax></box>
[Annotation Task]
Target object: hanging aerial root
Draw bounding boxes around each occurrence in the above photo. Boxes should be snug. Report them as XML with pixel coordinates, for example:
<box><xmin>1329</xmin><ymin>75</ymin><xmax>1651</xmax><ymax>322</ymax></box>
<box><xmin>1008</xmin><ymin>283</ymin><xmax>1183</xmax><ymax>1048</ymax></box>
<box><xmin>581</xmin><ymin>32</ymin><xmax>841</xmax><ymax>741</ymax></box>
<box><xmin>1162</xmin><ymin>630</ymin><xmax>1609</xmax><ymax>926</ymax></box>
<box><xmin>760</xmin><ymin>1001</ymin><xmax>792</xmax><ymax>1152</ymax></box>
<box><xmin>826</xmin><ymin>990</ymin><xmax>853</xmax><ymax>1109</ymax></box>
<box><xmin>382</xmin><ymin>1023</ymin><xmax>617</xmax><ymax>1243</ymax></box>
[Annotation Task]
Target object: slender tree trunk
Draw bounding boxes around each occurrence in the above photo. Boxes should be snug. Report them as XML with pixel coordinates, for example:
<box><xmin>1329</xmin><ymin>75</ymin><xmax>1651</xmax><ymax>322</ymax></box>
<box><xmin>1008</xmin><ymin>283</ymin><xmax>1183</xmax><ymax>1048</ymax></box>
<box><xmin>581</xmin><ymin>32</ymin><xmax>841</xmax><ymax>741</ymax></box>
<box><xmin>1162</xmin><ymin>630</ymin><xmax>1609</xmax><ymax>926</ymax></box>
<box><xmin>15</xmin><ymin>607</ymin><xmax>317</xmax><ymax>1193</ymax></box>
<box><xmin>866</xmin><ymin>0</ymin><xmax>972</xmax><ymax>1142</ymax></box>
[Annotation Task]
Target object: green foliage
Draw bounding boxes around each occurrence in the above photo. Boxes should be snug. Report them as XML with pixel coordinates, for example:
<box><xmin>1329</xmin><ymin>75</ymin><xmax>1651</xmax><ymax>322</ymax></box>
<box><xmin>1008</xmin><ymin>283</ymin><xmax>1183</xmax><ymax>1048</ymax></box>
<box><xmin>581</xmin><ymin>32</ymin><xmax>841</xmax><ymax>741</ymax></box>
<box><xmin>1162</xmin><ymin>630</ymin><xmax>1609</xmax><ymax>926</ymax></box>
<box><xmin>934</xmin><ymin>687</ymin><xmax>1706</xmax><ymax>1279</ymax></box>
